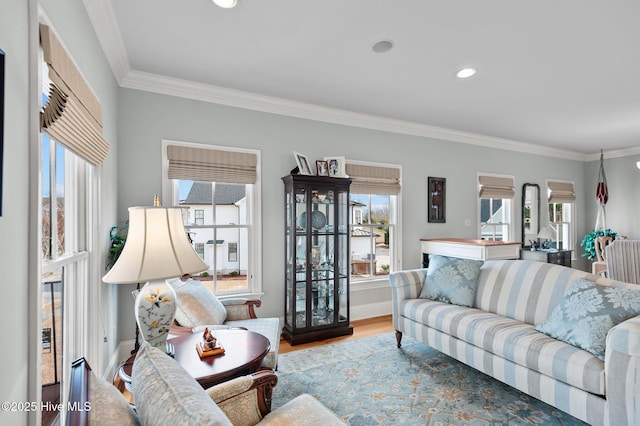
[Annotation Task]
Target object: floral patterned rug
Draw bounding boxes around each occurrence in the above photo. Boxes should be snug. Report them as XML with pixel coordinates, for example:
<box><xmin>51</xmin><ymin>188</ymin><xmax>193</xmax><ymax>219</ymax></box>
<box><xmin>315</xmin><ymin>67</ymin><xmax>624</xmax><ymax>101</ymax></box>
<box><xmin>272</xmin><ymin>332</ymin><xmax>587</xmax><ymax>425</ymax></box>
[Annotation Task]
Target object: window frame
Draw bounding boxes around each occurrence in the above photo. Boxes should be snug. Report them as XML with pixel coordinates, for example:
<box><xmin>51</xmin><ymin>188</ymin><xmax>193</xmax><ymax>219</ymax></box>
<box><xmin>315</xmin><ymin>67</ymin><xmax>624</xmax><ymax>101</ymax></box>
<box><xmin>546</xmin><ymin>179</ymin><xmax>576</xmax><ymax>254</ymax></box>
<box><xmin>161</xmin><ymin>139</ymin><xmax>262</xmax><ymax>298</ymax></box>
<box><xmin>346</xmin><ymin>159</ymin><xmax>401</xmax><ymax>288</ymax></box>
<box><xmin>477</xmin><ymin>173</ymin><xmax>515</xmax><ymax>242</ymax></box>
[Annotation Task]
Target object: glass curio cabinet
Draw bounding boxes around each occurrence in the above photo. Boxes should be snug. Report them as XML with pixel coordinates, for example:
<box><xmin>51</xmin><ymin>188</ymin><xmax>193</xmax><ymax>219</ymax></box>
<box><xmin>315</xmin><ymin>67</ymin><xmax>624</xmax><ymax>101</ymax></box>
<box><xmin>282</xmin><ymin>174</ymin><xmax>353</xmax><ymax>345</ymax></box>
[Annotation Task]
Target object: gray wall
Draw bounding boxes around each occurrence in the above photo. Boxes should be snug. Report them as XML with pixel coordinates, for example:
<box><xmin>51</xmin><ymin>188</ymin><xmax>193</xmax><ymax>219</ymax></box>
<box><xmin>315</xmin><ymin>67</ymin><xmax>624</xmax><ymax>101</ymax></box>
<box><xmin>115</xmin><ymin>88</ymin><xmax>588</xmax><ymax>338</ymax></box>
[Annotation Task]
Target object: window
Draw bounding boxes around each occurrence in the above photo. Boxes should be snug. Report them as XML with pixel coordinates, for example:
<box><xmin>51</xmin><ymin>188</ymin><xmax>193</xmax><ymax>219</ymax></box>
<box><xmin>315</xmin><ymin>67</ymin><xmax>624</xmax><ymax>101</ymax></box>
<box><xmin>478</xmin><ymin>174</ymin><xmax>515</xmax><ymax>241</ymax></box>
<box><xmin>547</xmin><ymin>180</ymin><xmax>575</xmax><ymax>251</ymax></box>
<box><xmin>228</xmin><ymin>242</ymin><xmax>238</xmax><ymax>262</ymax></box>
<box><xmin>345</xmin><ymin>161</ymin><xmax>400</xmax><ymax>281</ymax></box>
<box><xmin>163</xmin><ymin>141</ymin><xmax>261</xmax><ymax>296</ymax></box>
<box><xmin>194</xmin><ymin>209</ymin><xmax>204</xmax><ymax>225</ymax></box>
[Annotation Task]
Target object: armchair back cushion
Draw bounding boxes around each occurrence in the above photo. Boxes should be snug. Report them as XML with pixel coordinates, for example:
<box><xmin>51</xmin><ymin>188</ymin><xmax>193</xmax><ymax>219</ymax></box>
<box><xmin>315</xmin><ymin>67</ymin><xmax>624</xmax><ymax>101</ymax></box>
<box><xmin>168</xmin><ymin>277</ymin><xmax>227</xmax><ymax>327</ymax></box>
<box><xmin>132</xmin><ymin>342</ymin><xmax>232</xmax><ymax>425</ymax></box>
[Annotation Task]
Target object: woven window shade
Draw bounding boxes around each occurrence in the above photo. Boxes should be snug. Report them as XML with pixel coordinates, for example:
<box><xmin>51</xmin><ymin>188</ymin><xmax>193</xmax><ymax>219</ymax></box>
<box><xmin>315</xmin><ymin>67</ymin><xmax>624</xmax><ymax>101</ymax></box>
<box><xmin>167</xmin><ymin>145</ymin><xmax>257</xmax><ymax>184</ymax></box>
<box><xmin>345</xmin><ymin>163</ymin><xmax>400</xmax><ymax>195</ymax></box>
<box><xmin>478</xmin><ymin>175</ymin><xmax>515</xmax><ymax>199</ymax></box>
<box><xmin>39</xmin><ymin>24</ymin><xmax>109</xmax><ymax>165</ymax></box>
<box><xmin>548</xmin><ymin>181</ymin><xmax>575</xmax><ymax>203</ymax></box>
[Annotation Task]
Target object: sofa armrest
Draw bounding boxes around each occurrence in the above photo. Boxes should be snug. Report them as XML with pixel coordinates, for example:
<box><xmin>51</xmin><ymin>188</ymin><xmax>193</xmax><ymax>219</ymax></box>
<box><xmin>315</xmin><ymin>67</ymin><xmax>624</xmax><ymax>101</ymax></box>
<box><xmin>206</xmin><ymin>370</ymin><xmax>277</xmax><ymax>424</ymax></box>
<box><xmin>605</xmin><ymin>316</ymin><xmax>640</xmax><ymax>426</ymax></box>
<box><xmin>222</xmin><ymin>298</ymin><xmax>261</xmax><ymax>320</ymax></box>
<box><xmin>389</xmin><ymin>269</ymin><xmax>427</xmax><ymax>302</ymax></box>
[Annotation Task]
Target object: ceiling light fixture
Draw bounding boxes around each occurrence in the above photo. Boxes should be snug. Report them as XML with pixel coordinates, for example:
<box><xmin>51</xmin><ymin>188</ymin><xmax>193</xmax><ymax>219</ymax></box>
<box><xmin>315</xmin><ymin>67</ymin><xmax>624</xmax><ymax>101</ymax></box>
<box><xmin>213</xmin><ymin>0</ymin><xmax>237</xmax><ymax>8</ymax></box>
<box><xmin>372</xmin><ymin>40</ymin><xmax>394</xmax><ymax>54</ymax></box>
<box><xmin>456</xmin><ymin>67</ymin><xmax>477</xmax><ymax>79</ymax></box>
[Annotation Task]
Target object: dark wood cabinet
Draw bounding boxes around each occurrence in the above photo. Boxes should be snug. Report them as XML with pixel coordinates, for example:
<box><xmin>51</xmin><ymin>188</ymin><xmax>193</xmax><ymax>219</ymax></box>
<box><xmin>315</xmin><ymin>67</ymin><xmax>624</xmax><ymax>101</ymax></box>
<box><xmin>521</xmin><ymin>249</ymin><xmax>572</xmax><ymax>267</ymax></box>
<box><xmin>282</xmin><ymin>174</ymin><xmax>353</xmax><ymax>345</ymax></box>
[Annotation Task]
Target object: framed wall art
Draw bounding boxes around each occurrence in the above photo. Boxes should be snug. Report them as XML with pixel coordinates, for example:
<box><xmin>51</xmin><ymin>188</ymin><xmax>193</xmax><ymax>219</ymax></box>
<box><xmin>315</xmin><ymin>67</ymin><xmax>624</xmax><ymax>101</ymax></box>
<box><xmin>428</xmin><ymin>177</ymin><xmax>445</xmax><ymax>223</ymax></box>
<box><xmin>316</xmin><ymin>160</ymin><xmax>329</xmax><ymax>176</ymax></box>
<box><xmin>293</xmin><ymin>151</ymin><xmax>313</xmax><ymax>175</ymax></box>
<box><xmin>323</xmin><ymin>156</ymin><xmax>346</xmax><ymax>177</ymax></box>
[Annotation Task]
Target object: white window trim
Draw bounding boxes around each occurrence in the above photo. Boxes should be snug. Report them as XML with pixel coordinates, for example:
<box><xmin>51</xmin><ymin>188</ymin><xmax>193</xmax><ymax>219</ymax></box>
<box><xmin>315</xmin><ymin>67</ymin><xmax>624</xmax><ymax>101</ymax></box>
<box><xmin>161</xmin><ymin>139</ymin><xmax>263</xmax><ymax>299</ymax></box>
<box><xmin>546</xmin><ymin>179</ymin><xmax>576</xmax><ymax>256</ymax></box>
<box><xmin>477</xmin><ymin>172</ymin><xmax>515</xmax><ymax>242</ymax></box>
<box><xmin>345</xmin><ymin>159</ymin><xmax>402</xmax><ymax>288</ymax></box>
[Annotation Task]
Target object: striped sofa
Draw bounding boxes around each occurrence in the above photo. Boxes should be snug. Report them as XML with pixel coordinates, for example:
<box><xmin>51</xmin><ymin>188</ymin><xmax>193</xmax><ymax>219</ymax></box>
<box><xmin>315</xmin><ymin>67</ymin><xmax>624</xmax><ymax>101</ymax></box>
<box><xmin>390</xmin><ymin>260</ymin><xmax>640</xmax><ymax>426</ymax></box>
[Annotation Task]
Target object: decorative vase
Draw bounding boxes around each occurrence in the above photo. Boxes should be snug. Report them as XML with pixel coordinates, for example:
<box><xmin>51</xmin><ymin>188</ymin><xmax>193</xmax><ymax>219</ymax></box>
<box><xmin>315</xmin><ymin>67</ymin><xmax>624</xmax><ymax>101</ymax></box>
<box><xmin>134</xmin><ymin>280</ymin><xmax>176</xmax><ymax>355</ymax></box>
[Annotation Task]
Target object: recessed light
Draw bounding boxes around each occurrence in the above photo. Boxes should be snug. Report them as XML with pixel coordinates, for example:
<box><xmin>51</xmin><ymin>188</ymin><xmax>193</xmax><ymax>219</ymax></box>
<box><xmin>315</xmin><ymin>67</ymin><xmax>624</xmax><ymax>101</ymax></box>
<box><xmin>213</xmin><ymin>0</ymin><xmax>237</xmax><ymax>8</ymax></box>
<box><xmin>372</xmin><ymin>40</ymin><xmax>394</xmax><ymax>54</ymax></box>
<box><xmin>456</xmin><ymin>67</ymin><xmax>477</xmax><ymax>79</ymax></box>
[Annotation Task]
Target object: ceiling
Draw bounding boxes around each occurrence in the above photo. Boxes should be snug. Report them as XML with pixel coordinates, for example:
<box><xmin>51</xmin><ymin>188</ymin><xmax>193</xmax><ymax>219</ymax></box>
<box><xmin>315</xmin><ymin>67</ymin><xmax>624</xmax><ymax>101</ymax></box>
<box><xmin>87</xmin><ymin>1</ymin><xmax>640</xmax><ymax>159</ymax></box>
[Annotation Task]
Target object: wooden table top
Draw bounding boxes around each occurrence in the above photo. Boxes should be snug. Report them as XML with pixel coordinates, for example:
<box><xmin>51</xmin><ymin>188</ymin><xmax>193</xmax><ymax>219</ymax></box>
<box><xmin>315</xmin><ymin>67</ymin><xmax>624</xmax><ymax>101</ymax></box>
<box><xmin>171</xmin><ymin>329</ymin><xmax>270</xmax><ymax>388</ymax></box>
<box><xmin>120</xmin><ymin>329</ymin><xmax>270</xmax><ymax>390</ymax></box>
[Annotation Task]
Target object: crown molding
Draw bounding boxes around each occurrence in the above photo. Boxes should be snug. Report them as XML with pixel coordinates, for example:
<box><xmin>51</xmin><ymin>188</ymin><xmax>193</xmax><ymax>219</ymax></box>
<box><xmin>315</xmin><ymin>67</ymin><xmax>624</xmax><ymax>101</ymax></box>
<box><xmin>120</xmin><ymin>70</ymin><xmax>589</xmax><ymax>162</ymax></box>
<box><xmin>584</xmin><ymin>146</ymin><xmax>640</xmax><ymax>162</ymax></box>
<box><xmin>82</xmin><ymin>0</ymin><xmax>130</xmax><ymax>83</ymax></box>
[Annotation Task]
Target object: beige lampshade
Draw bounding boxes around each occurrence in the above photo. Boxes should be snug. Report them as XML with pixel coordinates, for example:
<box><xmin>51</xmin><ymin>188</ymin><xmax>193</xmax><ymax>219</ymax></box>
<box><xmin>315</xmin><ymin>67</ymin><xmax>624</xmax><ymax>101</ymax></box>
<box><xmin>102</xmin><ymin>206</ymin><xmax>208</xmax><ymax>284</ymax></box>
<box><xmin>537</xmin><ymin>226</ymin><xmax>555</xmax><ymax>241</ymax></box>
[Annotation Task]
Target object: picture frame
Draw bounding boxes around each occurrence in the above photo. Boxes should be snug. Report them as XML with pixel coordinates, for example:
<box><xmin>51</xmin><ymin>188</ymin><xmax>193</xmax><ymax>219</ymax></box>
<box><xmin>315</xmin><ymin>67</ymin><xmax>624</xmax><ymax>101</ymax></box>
<box><xmin>323</xmin><ymin>156</ymin><xmax>346</xmax><ymax>178</ymax></box>
<box><xmin>316</xmin><ymin>160</ymin><xmax>329</xmax><ymax>176</ymax></box>
<box><xmin>428</xmin><ymin>177</ymin><xmax>446</xmax><ymax>223</ymax></box>
<box><xmin>293</xmin><ymin>151</ymin><xmax>313</xmax><ymax>175</ymax></box>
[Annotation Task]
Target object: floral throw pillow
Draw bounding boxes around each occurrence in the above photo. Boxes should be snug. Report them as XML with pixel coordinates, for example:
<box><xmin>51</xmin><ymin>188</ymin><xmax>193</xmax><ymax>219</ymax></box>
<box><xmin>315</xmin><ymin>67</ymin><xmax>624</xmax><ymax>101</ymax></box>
<box><xmin>535</xmin><ymin>278</ymin><xmax>640</xmax><ymax>361</ymax></box>
<box><xmin>419</xmin><ymin>255</ymin><xmax>484</xmax><ymax>307</ymax></box>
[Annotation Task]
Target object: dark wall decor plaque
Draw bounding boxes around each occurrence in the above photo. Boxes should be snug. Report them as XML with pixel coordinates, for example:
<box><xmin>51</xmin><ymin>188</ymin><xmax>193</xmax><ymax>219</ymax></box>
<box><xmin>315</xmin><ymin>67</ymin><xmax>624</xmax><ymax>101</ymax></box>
<box><xmin>428</xmin><ymin>177</ymin><xmax>446</xmax><ymax>223</ymax></box>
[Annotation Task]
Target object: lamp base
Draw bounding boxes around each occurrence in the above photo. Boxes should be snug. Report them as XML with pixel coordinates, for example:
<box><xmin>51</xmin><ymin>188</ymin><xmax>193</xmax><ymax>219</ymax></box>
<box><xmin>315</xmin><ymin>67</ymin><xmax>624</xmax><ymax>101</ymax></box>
<box><xmin>134</xmin><ymin>280</ymin><xmax>177</xmax><ymax>355</ymax></box>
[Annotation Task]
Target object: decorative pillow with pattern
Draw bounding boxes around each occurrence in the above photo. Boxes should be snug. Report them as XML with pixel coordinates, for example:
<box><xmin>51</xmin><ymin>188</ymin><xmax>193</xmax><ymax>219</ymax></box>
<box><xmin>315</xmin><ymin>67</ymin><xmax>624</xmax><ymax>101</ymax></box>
<box><xmin>168</xmin><ymin>277</ymin><xmax>227</xmax><ymax>327</ymax></box>
<box><xmin>535</xmin><ymin>278</ymin><xmax>640</xmax><ymax>361</ymax></box>
<box><xmin>419</xmin><ymin>255</ymin><xmax>484</xmax><ymax>307</ymax></box>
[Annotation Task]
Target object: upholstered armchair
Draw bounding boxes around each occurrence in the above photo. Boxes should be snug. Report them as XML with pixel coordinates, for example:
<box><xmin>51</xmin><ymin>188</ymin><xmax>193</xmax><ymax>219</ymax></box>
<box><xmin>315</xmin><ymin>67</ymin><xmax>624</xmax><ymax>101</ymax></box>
<box><xmin>66</xmin><ymin>343</ymin><xmax>345</xmax><ymax>425</ymax></box>
<box><xmin>168</xmin><ymin>277</ymin><xmax>281</xmax><ymax>370</ymax></box>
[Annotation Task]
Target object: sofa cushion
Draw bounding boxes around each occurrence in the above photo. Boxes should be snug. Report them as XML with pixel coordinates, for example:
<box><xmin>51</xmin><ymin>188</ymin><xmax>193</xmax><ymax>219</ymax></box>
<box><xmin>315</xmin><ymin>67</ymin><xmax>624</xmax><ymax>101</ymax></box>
<box><xmin>400</xmin><ymin>298</ymin><xmax>605</xmax><ymax>395</ymax></box>
<box><xmin>168</xmin><ymin>277</ymin><xmax>227</xmax><ymax>327</ymax></box>
<box><xmin>89</xmin><ymin>371</ymin><xmax>139</xmax><ymax>425</ymax></box>
<box><xmin>132</xmin><ymin>342</ymin><xmax>232</xmax><ymax>425</ymax></box>
<box><xmin>535</xmin><ymin>278</ymin><xmax>640</xmax><ymax>361</ymax></box>
<box><xmin>419</xmin><ymin>255</ymin><xmax>483</xmax><ymax>307</ymax></box>
<box><xmin>260</xmin><ymin>394</ymin><xmax>345</xmax><ymax>425</ymax></box>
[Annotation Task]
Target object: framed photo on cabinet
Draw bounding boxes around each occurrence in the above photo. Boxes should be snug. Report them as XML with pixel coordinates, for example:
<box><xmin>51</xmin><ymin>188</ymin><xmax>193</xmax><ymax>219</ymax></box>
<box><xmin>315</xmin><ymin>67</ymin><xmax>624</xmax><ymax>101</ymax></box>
<box><xmin>428</xmin><ymin>177</ymin><xmax>445</xmax><ymax>223</ymax></box>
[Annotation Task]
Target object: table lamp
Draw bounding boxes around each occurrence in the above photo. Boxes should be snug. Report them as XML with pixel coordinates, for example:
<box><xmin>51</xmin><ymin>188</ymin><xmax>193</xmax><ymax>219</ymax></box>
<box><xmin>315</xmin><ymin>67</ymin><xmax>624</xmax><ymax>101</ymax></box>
<box><xmin>102</xmin><ymin>206</ymin><xmax>208</xmax><ymax>354</ymax></box>
<box><xmin>537</xmin><ymin>226</ymin><xmax>556</xmax><ymax>250</ymax></box>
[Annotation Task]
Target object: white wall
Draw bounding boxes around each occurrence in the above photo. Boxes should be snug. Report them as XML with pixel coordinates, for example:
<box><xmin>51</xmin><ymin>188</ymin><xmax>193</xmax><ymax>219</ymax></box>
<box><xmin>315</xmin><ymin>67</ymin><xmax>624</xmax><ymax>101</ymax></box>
<box><xmin>115</xmin><ymin>87</ymin><xmax>588</xmax><ymax>334</ymax></box>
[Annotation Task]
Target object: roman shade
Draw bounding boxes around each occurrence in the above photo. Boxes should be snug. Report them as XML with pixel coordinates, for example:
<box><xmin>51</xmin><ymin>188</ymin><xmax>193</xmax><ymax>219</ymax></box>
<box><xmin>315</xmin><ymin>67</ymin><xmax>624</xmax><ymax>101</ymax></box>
<box><xmin>167</xmin><ymin>145</ymin><xmax>257</xmax><ymax>184</ymax></box>
<box><xmin>547</xmin><ymin>181</ymin><xmax>576</xmax><ymax>203</ymax></box>
<box><xmin>39</xmin><ymin>24</ymin><xmax>109</xmax><ymax>165</ymax></box>
<box><xmin>345</xmin><ymin>163</ymin><xmax>400</xmax><ymax>195</ymax></box>
<box><xmin>478</xmin><ymin>175</ymin><xmax>515</xmax><ymax>199</ymax></box>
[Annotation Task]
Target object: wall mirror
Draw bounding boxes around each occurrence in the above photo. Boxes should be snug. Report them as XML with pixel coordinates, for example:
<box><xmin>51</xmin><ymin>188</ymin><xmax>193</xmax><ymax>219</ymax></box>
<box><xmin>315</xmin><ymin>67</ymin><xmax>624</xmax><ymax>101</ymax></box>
<box><xmin>521</xmin><ymin>183</ymin><xmax>540</xmax><ymax>248</ymax></box>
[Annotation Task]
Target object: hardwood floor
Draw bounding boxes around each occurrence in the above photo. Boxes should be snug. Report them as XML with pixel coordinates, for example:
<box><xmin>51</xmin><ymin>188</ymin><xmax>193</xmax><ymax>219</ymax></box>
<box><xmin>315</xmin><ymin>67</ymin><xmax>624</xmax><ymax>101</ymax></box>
<box><xmin>278</xmin><ymin>314</ymin><xmax>393</xmax><ymax>354</ymax></box>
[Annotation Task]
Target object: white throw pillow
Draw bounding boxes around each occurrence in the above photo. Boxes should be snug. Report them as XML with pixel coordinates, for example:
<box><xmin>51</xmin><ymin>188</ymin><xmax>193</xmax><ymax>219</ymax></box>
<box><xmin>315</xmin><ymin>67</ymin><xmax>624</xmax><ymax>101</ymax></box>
<box><xmin>168</xmin><ymin>278</ymin><xmax>227</xmax><ymax>327</ymax></box>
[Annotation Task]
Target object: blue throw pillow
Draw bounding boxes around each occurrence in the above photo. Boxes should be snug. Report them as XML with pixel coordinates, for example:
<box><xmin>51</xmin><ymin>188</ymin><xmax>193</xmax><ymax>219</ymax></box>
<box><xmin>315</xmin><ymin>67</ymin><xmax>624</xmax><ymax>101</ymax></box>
<box><xmin>534</xmin><ymin>278</ymin><xmax>640</xmax><ymax>361</ymax></box>
<box><xmin>419</xmin><ymin>255</ymin><xmax>483</xmax><ymax>307</ymax></box>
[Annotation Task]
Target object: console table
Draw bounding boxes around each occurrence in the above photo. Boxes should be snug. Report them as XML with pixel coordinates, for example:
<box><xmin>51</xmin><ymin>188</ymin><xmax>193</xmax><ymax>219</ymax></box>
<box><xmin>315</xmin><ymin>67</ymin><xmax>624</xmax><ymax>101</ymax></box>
<box><xmin>421</xmin><ymin>238</ymin><xmax>521</xmax><ymax>267</ymax></box>
<box><xmin>521</xmin><ymin>249</ymin><xmax>572</xmax><ymax>267</ymax></box>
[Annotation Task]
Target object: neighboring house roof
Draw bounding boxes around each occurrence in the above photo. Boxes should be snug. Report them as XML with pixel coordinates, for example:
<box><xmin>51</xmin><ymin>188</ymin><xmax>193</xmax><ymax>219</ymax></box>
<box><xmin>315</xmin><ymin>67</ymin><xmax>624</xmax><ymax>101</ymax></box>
<box><xmin>181</xmin><ymin>182</ymin><xmax>246</xmax><ymax>205</ymax></box>
<box><xmin>351</xmin><ymin>228</ymin><xmax>374</xmax><ymax>237</ymax></box>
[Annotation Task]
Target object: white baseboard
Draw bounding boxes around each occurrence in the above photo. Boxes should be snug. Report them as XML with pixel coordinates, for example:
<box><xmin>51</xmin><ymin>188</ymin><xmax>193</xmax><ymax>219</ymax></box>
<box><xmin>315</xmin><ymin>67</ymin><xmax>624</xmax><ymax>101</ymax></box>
<box><xmin>350</xmin><ymin>301</ymin><xmax>392</xmax><ymax>321</ymax></box>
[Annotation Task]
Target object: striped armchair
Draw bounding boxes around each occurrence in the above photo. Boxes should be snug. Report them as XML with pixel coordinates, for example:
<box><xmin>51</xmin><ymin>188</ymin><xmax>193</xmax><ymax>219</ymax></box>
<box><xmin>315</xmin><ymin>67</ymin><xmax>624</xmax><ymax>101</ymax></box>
<box><xmin>391</xmin><ymin>260</ymin><xmax>640</xmax><ymax>426</ymax></box>
<box><xmin>606</xmin><ymin>239</ymin><xmax>640</xmax><ymax>284</ymax></box>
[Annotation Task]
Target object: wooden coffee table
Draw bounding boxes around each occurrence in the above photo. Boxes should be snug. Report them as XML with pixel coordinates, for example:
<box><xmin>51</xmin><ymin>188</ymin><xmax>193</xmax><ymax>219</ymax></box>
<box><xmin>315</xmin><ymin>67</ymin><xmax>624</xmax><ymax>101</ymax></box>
<box><xmin>118</xmin><ymin>329</ymin><xmax>270</xmax><ymax>394</ymax></box>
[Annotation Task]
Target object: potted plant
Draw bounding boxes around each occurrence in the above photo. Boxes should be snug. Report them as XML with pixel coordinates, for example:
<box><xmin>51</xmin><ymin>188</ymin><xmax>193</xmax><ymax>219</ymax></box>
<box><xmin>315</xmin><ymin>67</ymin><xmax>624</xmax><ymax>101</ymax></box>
<box><xmin>106</xmin><ymin>223</ymin><xmax>128</xmax><ymax>270</ymax></box>
<box><xmin>580</xmin><ymin>228</ymin><xmax>617</xmax><ymax>260</ymax></box>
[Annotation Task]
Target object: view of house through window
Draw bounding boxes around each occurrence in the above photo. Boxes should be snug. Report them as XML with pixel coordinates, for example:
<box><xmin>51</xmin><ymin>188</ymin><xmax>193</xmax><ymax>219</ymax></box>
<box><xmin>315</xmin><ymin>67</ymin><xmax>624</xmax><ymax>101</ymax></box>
<box><xmin>349</xmin><ymin>194</ymin><xmax>395</xmax><ymax>279</ymax></box>
<box><xmin>177</xmin><ymin>181</ymin><xmax>251</xmax><ymax>293</ymax></box>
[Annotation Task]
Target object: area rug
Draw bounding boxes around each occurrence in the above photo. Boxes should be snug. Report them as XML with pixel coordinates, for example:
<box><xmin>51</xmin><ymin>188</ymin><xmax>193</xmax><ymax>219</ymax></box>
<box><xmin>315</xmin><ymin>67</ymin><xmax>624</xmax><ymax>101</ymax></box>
<box><xmin>272</xmin><ymin>332</ymin><xmax>587</xmax><ymax>425</ymax></box>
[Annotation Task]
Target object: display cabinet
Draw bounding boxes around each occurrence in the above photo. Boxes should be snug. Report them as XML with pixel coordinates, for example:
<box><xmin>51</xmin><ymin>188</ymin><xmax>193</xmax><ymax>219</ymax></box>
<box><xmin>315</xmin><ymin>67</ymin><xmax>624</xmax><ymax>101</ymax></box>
<box><xmin>282</xmin><ymin>174</ymin><xmax>353</xmax><ymax>345</ymax></box>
